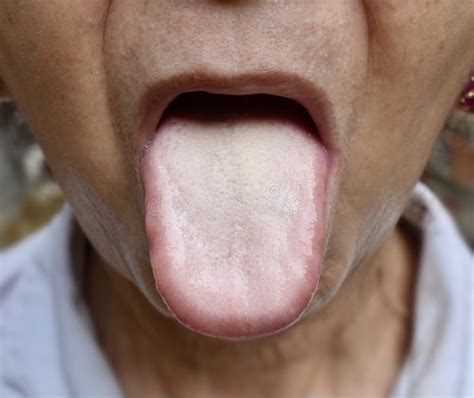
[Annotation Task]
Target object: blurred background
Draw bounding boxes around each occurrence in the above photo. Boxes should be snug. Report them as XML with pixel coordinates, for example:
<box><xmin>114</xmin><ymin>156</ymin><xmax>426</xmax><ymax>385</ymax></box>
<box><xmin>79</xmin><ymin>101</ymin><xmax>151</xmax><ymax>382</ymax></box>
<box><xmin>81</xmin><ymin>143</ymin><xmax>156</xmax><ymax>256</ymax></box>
<box><xmin>0</xmin><ymin>101</ymin><xmax>473</xmax><ymax>250</ymax></box>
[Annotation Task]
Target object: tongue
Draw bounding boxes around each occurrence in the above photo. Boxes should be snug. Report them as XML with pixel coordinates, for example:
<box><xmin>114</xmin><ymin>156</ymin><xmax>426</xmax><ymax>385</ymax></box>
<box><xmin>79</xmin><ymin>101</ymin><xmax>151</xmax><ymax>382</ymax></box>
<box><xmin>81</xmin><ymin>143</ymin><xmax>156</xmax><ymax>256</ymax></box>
<box><xmin>141</xmin><ymin>93</ymin><xmax>327</xmax><ymax>339</ymax></box>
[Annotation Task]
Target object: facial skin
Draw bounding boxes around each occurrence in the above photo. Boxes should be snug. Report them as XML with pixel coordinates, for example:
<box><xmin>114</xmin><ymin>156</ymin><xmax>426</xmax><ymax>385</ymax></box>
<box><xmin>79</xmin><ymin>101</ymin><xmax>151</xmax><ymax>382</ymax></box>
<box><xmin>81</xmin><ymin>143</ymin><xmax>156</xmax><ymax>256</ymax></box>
<box><xmin>0</xmin><ymin>1</ymin><xmax>473</xmax><ymax>396</ymax></box>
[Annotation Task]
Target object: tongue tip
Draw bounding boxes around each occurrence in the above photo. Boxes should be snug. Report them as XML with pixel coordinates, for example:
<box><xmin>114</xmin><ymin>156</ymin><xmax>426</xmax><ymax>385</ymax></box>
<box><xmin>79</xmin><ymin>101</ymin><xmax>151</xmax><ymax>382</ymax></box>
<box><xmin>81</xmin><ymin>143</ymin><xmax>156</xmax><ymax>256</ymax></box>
<box><xmin>167</xmin><ymin>300</ymin><xmax>315</xmax><ymax>340</ymax></box>
<box><xmin>155</xmin><ymin>272</ymin><xmax>319</xmax><ymax>340</ymax></box>
<box><xmin>173</xmin><ymin>312</ymin><xmax>307</xmax><ymax>340</ymax></box>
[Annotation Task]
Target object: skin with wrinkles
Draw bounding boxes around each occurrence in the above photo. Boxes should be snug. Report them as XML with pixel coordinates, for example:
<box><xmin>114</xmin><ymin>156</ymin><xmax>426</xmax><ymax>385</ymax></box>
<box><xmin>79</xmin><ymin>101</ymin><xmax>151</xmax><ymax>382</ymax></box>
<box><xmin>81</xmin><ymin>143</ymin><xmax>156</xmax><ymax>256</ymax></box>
<box><xmin>0</xmin><ymin>1</ymin><xmax>473</xmax><ymax>396</ymax></box>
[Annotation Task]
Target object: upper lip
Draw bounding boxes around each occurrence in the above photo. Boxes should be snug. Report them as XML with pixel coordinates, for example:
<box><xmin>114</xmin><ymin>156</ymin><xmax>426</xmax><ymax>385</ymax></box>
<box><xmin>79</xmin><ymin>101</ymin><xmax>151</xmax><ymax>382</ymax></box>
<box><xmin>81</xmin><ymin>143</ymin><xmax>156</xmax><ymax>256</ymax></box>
<box><xmin>136</xmin><ymin>71</ymin><xmax>338</xmax><ymax>158</ymax></box>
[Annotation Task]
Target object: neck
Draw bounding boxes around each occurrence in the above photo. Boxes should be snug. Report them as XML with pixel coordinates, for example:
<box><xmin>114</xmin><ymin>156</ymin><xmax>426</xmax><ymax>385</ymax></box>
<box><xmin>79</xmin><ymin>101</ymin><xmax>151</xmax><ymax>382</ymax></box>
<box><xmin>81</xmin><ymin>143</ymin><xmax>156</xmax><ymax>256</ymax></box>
<box><xmin>84</xmin><ymin>222</ymin><xmax>418</xmax><ymax>398</ymax></box>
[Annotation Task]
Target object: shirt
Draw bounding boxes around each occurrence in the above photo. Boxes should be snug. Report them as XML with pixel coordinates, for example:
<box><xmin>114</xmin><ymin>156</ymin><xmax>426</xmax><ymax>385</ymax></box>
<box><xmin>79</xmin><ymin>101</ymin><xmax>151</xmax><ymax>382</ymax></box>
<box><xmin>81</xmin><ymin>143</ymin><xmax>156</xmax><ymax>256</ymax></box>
<box><xmin>0</xmin><ymin>183</ymin><xmax>472</xmax><ymax>398</ymax></box>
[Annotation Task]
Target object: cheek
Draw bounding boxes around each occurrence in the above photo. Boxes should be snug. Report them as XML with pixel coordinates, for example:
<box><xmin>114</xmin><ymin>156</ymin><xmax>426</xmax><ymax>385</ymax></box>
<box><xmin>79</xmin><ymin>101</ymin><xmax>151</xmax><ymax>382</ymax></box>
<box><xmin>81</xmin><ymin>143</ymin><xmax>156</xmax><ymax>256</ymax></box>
<box><xmin>0</xmin><ymin>0</ymin><xmax>114</xmax><ymax>175</ymax></box>
<box><xmin>0</xmin><ymin>0</ymin><xmax>147</xmax><ymax>276</ymax></box>
<box><xmin>350</xmin><ymin>0</ymin><xmax>474</xmax><ymax>205</ymax></box>
<box><xmin>315</xmin><ymin>0</ymin><xmax>474</xmax><ymax>305</ymax></box>
<box><xmin>349</xmin><ymin>1</ymin><xmax>474</xmax><ymax>203</ymax></box>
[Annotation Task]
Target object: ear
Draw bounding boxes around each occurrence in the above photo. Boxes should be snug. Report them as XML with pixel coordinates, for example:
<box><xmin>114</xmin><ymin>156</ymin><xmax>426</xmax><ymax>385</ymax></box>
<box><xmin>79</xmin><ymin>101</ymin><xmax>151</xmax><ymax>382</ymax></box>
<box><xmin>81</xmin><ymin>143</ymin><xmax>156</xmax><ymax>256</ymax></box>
<box><xmin>0</xmin><ymin>77</ymin><xmax>11</xmax><ymax>102</ymax></box>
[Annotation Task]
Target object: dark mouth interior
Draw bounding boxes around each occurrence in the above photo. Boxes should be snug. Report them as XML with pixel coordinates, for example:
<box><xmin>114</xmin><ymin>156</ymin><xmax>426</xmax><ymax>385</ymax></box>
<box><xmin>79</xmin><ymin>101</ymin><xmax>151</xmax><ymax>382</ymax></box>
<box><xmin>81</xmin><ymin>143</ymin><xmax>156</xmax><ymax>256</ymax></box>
<box><xmin>161</xmin><ymin>91</ymin><xmax>317</xmax><ymax>131</ymax></box>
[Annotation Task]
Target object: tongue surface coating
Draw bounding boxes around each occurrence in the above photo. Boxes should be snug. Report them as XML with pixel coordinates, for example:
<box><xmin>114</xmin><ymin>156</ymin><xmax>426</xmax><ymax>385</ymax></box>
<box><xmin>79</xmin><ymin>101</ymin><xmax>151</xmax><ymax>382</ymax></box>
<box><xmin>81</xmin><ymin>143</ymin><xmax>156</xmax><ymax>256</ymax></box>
<box><xmin>141</xmin><ymin>94</ymin><xmax>327</xmax><ymax>339</ymax></box>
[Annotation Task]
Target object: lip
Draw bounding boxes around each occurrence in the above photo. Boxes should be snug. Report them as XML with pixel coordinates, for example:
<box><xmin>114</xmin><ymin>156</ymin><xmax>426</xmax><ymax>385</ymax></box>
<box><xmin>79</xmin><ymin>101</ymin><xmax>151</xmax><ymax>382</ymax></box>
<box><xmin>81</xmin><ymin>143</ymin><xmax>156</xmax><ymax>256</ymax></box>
<box><xmin>135</xmin><ymin>71</ymin><xmax>339</xmax><ymax>160</ymax></box>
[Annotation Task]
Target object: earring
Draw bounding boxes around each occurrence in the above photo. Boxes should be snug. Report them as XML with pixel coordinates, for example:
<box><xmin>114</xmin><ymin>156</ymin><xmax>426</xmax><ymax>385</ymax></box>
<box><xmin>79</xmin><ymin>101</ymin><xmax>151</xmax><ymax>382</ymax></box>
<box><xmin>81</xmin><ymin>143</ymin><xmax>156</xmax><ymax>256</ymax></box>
<box><xmin>459</xmin><ymin>75</ymin><xmax>474</xmax><ymax>113</ymax></box>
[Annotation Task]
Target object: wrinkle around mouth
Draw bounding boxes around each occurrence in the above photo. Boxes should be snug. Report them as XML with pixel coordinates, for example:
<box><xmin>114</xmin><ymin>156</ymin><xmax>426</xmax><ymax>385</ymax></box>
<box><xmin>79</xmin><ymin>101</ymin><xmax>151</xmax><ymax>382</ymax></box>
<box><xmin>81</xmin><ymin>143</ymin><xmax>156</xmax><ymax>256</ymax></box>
<box><xmin>360</xmin><ymin>0</ymin><xmax>397</xmax><ymax>77</ymax></box>
<box><xmin>100</xmin><ymin>0</ymin><xmax>114</xmax><ymax>55</ymax></box>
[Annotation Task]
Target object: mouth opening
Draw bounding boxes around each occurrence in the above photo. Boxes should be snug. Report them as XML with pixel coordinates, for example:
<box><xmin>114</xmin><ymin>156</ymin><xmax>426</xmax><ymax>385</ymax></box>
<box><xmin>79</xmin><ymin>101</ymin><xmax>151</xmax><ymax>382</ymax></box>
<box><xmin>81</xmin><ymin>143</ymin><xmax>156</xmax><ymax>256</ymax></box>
<box><xmin>158</xmin><ymin>91</ymin><xmax>319</xmax><ymax>136</ymax></box>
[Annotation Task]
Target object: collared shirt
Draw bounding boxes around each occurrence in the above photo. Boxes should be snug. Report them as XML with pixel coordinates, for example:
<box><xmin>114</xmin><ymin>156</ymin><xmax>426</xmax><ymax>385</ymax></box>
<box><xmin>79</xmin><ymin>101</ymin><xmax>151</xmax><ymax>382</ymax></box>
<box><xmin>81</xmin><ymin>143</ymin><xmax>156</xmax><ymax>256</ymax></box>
<box><xmin>0</xmin><ymin>183</ymin><xmax>472</xmax><ymax>398</ymax></box>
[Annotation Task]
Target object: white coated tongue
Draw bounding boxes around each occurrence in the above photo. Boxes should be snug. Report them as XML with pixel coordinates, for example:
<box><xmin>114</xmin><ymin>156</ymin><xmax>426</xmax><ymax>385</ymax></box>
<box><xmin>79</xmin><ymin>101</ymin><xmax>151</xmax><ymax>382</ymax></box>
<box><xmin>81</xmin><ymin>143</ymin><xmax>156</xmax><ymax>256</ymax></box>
<box><xmin>141</xmin><ymin>93</ymin><xmax>327</xmax><ymax>339</ymax></box>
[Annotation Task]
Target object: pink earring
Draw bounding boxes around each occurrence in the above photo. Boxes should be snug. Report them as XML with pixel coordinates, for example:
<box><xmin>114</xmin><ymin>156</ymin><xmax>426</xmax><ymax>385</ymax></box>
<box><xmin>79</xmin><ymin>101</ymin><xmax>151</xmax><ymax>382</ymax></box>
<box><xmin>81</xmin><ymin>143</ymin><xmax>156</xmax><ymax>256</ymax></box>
<box><xmin>459</xmin><ymin>75</ymin><xmax>474</xmax><ymax>113</ymax></box>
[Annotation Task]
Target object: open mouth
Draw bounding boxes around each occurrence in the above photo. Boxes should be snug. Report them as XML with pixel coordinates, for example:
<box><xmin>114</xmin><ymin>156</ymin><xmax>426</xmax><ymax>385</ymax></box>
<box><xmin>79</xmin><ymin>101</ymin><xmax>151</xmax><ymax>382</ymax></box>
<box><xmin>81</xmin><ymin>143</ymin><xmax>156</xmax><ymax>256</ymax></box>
<box><xmin>140</xmin><ymin>92</ymin><xmax>328</xmax><ymax>339</ymax></box>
